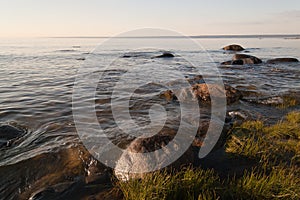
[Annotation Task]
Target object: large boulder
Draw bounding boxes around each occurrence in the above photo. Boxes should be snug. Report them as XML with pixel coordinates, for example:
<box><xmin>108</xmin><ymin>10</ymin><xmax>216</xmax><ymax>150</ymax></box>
<box><xmin>222</xmin><ymin>44</ymin><xmax>245</xmax><ymax>51</ymax></box>
<box><xmin>114</xmin><ymin>128</ymin><xmax>196</xmax><ymax>181</ymax></box>
<box><xmin>266</xmin><ymin>58</ymin><xmax>299</xmax><ymax>64</ymax></box>
<box><xmin>114</xmin><ymin>117</ymin><xmax>232</xmax><ymax>181</ymax></box>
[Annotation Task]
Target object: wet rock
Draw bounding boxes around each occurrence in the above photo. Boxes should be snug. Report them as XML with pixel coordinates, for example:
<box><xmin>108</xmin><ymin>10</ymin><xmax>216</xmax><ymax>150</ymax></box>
<box><xmin>221</xmin><ymin>54</ymin><xmax>262</xmax><ymax>65</ymax></box>
<box><xmin>186</xmin><ymin>75</ymin><xmax>204</xmax><ymax>85</ymax></box>
<box><xmin>222</xmin><ymin>44</ymin><xmax>245</xmax><ymax>51</ymax></box>
<box><xmin>221</xmin><ymin>60</ymin><xmax>245</xmax><ymax>65</ymax></box>
<box><xmin>266</xmin><ymin>58</ymin><xmax>299</xmax><ymax>64</ymax></box>
<box><xmin>154</xmin><ymin>52</ymin><xmax>175</xmax><ymax>58</ymax></box>
<box><xmin>14</xmin><ymin>145</ymin><xmax>112</xmax><ymax>200</ymax></box>
<box><xmin>159</xmin><ymin>90</ymin><xmax>177</xmax><ymax>101</ymax></box>
<box><xmin>192</xmin><ymin>84</ymin><xmax>242</xmax><ymax>104</ymax></box>
<box><xmin>245</xmin><ymin>96</ymin><xmax>285</xmax><ymax>106</ymax></box>
<box><xmin>221</xmin><ymin>60</ymin><xmax>233</xmax><ymax>65</ymax></box>
<box><xmin>0</xmin><ymin>124</ymin><xmax>26</xmax><ymax>148</ymax></box>
<box><xmin>229</xmin><ymin>111</ymin><xmax>249</xmax><ymax>120</ymax></box>
<box><xmin>257</xmin><ymin>96</ymin><xmax>284</xmax><ymax>105</ymax></box>
<box><xmin>28</xmin><ymin>178</ymin><xmax>86</xmax><ymax>200</ymax></box>
<box><xmin>232</xmin><ymin>54</ymin><xmax>262</xmax><ymax>64</ymax></box>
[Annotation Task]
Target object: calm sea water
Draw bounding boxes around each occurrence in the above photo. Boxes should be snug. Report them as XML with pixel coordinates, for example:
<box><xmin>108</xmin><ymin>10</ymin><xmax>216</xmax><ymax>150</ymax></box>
<box><xmin>0</xmin><ymin>36</ymin><xmax>300</xmax><ymax>199</ymax></box>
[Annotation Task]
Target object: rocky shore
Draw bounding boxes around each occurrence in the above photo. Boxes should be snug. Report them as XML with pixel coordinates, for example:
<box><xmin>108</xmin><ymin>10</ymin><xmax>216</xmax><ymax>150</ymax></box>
<box><xmin>1</xmin><ymin>43</ymin><xmax>299</xmax><ymax>200</ymax></box>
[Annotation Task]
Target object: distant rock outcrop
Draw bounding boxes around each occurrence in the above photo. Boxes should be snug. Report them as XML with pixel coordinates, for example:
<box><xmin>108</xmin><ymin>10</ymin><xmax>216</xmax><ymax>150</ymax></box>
<box><xmin>222</xmin><ymin>44</ymin><xmax>245</xmax><ymax>51</ymax></box>
<box><xmin>266</xmin><ymin>58</ymin><xmax>299</xmax><ymax>64</ymax></box>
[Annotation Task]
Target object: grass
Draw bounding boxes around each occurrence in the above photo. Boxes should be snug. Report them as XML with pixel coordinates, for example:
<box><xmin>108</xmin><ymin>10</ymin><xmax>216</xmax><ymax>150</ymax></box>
<box><xmin>116</xmin><ymin>168</ymin><xmax>220</xmax><ymax>200</ymax></box>
<box><xmin>115</xmin><ymin>111</ymin><xmax>300</xmax><ymax>200</ymax></box>
<box><xmin>277</xmin><ymin>96</ymin><xmax>298</xmax><ymax>109</ymax></box>
<box><xmin>226</xmin><ymin>111</ymin><xmax>300</xmax><ymax>164</ymax></box>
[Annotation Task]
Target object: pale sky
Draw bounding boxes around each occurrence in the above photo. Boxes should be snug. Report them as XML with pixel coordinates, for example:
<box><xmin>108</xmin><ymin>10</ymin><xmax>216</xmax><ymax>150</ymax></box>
<box><xmin>0</xmin><ymin>0</ymin><xmax>299</xmax><ymax>37</ymax></box>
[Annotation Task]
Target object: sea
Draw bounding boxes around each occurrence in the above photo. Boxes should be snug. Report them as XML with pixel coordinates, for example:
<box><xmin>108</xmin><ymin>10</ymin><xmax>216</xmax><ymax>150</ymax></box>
<box><xmin>0</xmin><ymin>35</ymin><xmax>299</xmax><ymax>199</ymax></box>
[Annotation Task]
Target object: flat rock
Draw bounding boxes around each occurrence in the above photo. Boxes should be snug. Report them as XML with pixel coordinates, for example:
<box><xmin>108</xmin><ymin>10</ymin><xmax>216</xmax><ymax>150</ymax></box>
<box><xmin>154</xmin><ymin>52</ymin><xmax>175</xmax><ymax>58</ymax></box>
<box><xmin>266</xmin><ymin>58</ymin><xmax>299</xmax><ymax>64</ymax></box>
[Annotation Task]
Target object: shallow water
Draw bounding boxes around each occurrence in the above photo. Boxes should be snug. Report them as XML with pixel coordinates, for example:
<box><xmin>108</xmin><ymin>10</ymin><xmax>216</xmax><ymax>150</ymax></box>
<box><xmin>0</xmin><ymin>37</ymin><xmax>300</xmax><ymax>199</ymax></box>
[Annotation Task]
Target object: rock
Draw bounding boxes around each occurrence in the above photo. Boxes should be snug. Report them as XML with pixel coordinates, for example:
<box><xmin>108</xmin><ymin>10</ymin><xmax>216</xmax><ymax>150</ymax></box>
<box><xmin>155</xmin><ymin>52</ymin><xmax>175</xmax><ymax>58</ymax></box>
<box><xmin>221</xmin><ymin>54</ymin><xmax>262</xmax><ymax>65</ymax></box>
<box><xmin>192</xmin><ymin>84</ymin><xmax>242</xmax><ymax>104</ymax></box>
<box><xmin>159</xmin><ymin>90</ymin><xmax>177</xmax><ymax>101</ymax></box>
<box><xmin>186</xmin><ymin>75</ymin><xmax>204</xmax><ymax>85</ymax></box>
<box><xmin>14</xmin><ymin>145</ymin><xmax>111</xmax><ymax>200</ymax></box>
<box><xmin>0</xmin><ymin>124</ymin><xmax>26</xmax><ymax>148</ymax></box>
<box><xmin>114</xmin><ymin>128</ymin><xmax>196</xmax><ymax>181</ymax></box>
<box><xmin>222</xmin><ymin>44</ymin><xmax>245</xmax><ymax>51</ymax></box>
<box><xmin>266</xmin><ymin>58</ymin><xmax>299</xmax><ymax>64</ymax></box>
<box><xmin>221</xmin><ymin>60</ymin><xmax>233</xmax><ymax>65</ymax></box>
<box><xmin>232</xmin><ymin>54</ymin><xmax>262</xmax><ymax>64</ymax></box>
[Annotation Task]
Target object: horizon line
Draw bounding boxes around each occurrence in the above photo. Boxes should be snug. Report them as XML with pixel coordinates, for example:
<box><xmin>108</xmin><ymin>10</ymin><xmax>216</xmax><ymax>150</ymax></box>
<box><xmin>46</xmin><ymin>34</ymin><xmax>300</xmax><ymax>39</ymax></box>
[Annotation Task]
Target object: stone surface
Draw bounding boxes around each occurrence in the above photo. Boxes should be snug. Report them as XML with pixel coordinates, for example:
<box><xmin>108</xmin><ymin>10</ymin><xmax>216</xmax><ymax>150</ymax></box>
<box><xmin>154</xmin><ymin>52</ymin><xmax>175</xmax><ymax>58</ymax></box>
<box><xmin>232</xmin><ymin>54</ymin><xmax>262</xmax><ymax>64</ymax></box>
<box><xmin>192</xmin><ymin>83</ymin><xmax>242</xmax><ymax>104</ymax></box>
<box><xmin>222</xmin><ymin>44</ymin><xmax>245</xmax><ymax>51</ymax></box>
<box><xmin>0</xmin><ymin>124</ymin><xmax>26</xmax><ymax>148</ymax></box>
<box><xmin>266</xmin><ymin>58</ymin><xmax>299</xmax><ymax>64</ymax></box>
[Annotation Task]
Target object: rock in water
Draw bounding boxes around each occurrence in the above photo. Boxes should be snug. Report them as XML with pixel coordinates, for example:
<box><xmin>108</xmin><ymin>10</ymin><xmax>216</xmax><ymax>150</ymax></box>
<box><xmin>266</xmin><ymin>58</ymin><xmax>299</xmax><ymax>64</ymax></box>
<box><xmin>221</xmin><ymin>54</ymin><xmax>262</xmax><ymax>65</ymax></box>
<box><xmin>192</xmin><ymin>84</ymin><xmax>242</xmax><ymax>104</ymax></box>
<box><xmin>232</xmin><ymin>54</ymin><xmax>262</xmax><ymax>64</ymax></box>
<box><xmin>222</xmin><ymin>44</ymin><xmax>245</xmax><ymax>51</ymax></box>
<box><xmin>0</xmin><ymin>124</ymin><xmax>26</xmax><ymax>148</ymax></box>
<box><xmin>154</xmin><ymin>52</ymin><xmax>175</xmax><ymax>58</ymax></box>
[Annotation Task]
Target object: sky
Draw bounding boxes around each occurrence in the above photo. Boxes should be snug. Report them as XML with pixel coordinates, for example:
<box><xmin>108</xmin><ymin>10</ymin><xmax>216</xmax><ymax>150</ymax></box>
<box><xmin>0</xmin><ymin>0</ymin><xmax>299</xmax><ymax>37</ymax></box>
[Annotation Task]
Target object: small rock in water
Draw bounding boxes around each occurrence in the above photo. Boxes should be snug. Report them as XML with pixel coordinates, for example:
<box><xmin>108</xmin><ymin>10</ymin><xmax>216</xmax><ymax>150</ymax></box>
<box><xmin>192</xmin><ymin>83</ymin><xmax>242</xmax><ymax>104</ymax></box>
<box><xmin>266</xmin><ymin>58</ymin><xmax>299</xmax><ymax>64</ymax></box>
<box><xmin>259</xmin><ymin>96</ymin><xmax>284</xmax><ymax>105</ymax></box>
<box><xmin>221</xmin><ymin>54</ymin><xmax>262</xmax><ymax>65</ymax></box>
<box><xmin>0</xmin><ymin>124</ymin><xmax>26</xmax><ymax>148</ymax></box>
<box><xmin>222</xmin><ymin>44</ymin><xmax>245</xmax><ymax>51</ymax></box>
<box><xmin>229</xmin><ymin>111</ymin><xmax>248</xmax><ymax>120</ymax></box>
<box><xmin>232</xmin><ymin>54</ymin><xmax>262</xmax><ymax>64</ymax></box>
<box><xmin>154</xmin><ymin>52</ymin><xmax>175</xmax><ymax>58</ymax></box>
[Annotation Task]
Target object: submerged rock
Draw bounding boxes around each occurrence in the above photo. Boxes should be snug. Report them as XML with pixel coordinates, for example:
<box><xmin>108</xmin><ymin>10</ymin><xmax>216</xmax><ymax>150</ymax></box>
<box><xmin>0</xmin><ymin>124</ymin><xmax>26</xmax><ymax>148</ymax></box>
<box><xmin>12</xmin><ymin>145</ymin><xmax>112</xmax><ymax>200</ymax></box>
<box><xmin>266</xmin><ymin>58</ymin><xmax>299</xmax><ymax>64</ymax></box>
<box><xmin>222</xmin><ymin>44</ymin><xmax>245</xmax><ymax>51</ymax></box>
<box><xmin>154</xmin><ymin>52</ymin><xmax>175</xmax><ymax>58</ymax></box>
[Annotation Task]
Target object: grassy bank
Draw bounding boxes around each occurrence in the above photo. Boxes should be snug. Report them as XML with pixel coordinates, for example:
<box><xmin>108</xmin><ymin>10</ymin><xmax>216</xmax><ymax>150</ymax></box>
<box><xmin>115</xmin><ymin>111</ymin><xmax>300</xmax><ymax>200</ymax></box>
